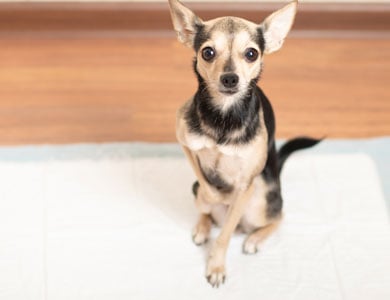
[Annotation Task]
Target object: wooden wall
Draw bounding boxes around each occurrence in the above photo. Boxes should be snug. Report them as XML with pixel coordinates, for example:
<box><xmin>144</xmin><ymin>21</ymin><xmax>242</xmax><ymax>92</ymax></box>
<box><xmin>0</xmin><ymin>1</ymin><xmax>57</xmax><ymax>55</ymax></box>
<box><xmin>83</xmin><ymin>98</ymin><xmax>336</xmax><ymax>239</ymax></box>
<box><xmin>0</xmin><ymin>2</ymin><xmax>389</xmax><ymax>144</ymax></box>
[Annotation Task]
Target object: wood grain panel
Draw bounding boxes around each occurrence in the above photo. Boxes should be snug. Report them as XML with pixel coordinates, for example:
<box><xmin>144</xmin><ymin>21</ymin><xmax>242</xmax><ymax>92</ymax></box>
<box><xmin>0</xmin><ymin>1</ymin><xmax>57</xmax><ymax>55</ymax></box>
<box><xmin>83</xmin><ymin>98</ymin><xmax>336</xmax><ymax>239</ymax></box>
<box><xmin>0</xmin><ymin>2</ymin><xmax>389</xmax><ymax>144</ymax></box>
<box><xmin>0</xmin><ymin>36</ymin><xmax>389</xmax><ymax>144</ymax></box>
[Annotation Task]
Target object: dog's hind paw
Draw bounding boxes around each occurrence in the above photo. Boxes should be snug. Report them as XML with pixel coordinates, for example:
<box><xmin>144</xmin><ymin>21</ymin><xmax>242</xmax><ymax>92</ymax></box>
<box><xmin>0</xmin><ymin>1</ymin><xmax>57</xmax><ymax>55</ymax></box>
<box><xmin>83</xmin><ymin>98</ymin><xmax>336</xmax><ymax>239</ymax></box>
<box><xmin>242</xmin><ymin>234</ymin><xmax>260</xmax><ymax>254</ymax></box>
<box><xmin>242</xmin><ymin>239</ymin><xmax>258</xmax><ymax>254</ymax></box>
<box><xmin>192</xmin><ymin>230</ymin><xmax>209</xmax><ymax>245</ymax></box>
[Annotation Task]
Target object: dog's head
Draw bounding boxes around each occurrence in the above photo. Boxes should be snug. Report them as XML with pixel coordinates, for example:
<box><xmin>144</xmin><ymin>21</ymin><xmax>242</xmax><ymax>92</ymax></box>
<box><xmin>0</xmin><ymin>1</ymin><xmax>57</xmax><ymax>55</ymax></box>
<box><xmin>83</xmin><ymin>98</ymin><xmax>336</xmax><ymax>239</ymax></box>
<box><xmin>168</xmin><ymin>0</ymin><xmax>297</xmax><ymax>108</ymax></box>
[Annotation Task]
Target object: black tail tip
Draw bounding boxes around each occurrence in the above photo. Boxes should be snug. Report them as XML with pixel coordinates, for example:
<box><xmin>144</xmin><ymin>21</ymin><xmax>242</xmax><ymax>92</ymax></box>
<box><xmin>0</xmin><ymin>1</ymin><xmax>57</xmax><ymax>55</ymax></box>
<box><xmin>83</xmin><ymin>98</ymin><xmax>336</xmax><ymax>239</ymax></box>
<box><xmin>277</xmin><ymin>136</ymin><xmax>324</xmax><ymax>173</ymax></box>
<box><xmin>291</xmin><ymin>136</ymin><xmax>324</xmax><ymax>148</ymax></box>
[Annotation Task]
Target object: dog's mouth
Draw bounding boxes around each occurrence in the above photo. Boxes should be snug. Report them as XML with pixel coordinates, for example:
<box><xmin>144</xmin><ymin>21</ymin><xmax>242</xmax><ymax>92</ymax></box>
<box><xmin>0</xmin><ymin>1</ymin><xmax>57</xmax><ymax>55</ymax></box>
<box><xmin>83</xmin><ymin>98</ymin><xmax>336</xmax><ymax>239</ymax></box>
<box><xmin>219</xmin><ymin>88</ymin><xmax>239</xmax><ymax>95</ymax></box>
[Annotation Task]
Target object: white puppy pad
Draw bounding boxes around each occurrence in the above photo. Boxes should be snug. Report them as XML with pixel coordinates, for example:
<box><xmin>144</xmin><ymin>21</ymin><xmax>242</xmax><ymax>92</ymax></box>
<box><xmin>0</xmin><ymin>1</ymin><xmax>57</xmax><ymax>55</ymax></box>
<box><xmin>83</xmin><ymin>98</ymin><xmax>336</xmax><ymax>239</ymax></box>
<box><xmin>0</xmin><ymin>151</ymin><xmax>389</xmax><ymax>299</ymax></box>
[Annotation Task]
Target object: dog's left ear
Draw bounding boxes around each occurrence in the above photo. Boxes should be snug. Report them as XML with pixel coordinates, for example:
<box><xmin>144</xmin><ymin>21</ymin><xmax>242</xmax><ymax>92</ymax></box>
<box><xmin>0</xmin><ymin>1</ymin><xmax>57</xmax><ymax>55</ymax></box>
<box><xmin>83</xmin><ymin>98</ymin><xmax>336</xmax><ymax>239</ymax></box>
<box><xmin>261</xmin><ymin>0</ymin><xmax>298</xmax><ymax>54</ymax></box>
<box><xmin>168</xmin><ymin>0</ymin><xmax>203</xmax><ymax>48</ymax></box>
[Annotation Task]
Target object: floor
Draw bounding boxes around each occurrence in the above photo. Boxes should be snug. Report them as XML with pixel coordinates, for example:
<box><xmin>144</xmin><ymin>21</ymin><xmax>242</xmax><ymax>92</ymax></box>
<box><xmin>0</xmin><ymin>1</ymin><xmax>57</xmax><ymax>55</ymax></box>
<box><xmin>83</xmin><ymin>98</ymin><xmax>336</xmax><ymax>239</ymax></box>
<box><xmin>0</xmin><ymin>35</ymin><xmax>389</xmax><ymax>144</ymax></box>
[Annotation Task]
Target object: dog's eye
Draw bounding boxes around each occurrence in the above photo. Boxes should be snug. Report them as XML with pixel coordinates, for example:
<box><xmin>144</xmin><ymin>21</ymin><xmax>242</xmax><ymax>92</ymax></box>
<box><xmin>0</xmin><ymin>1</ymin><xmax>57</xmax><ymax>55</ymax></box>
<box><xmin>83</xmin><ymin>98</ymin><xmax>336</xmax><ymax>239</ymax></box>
<box><xmin>201</xmin><ymin>47</ymin><xmax>216</xmax><ymax>62</ymax></box>
<box><xmin>244</xmin><ymin>48</ymin><xmax>258</xmax><ymax>62</ymax></box>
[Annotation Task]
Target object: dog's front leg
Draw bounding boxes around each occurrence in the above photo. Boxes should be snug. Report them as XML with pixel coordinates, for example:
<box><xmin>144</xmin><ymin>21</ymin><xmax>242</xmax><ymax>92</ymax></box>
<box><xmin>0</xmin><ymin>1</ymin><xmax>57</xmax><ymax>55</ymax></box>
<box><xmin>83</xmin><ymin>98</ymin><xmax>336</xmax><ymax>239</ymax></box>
<box><xmin>206</xmin><ymin>182</ymin><xmax>255</xmax><ymax>287</ymax></box>
<box><xmin>181</xmin><ymin>145</ymin><xmax>219</xmax><ymax>202</ymax></box>
<box><xmin>181</xmin><ymin>145</ymin><xmax>219</xmax><ymax>245</ymax></box>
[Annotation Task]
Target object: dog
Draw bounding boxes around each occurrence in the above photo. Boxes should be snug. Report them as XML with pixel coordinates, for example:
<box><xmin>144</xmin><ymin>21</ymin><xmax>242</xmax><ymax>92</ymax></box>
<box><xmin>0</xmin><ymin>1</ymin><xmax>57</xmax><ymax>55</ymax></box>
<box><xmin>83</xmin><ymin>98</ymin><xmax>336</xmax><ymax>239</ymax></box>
<box><xmin>168</xmin><ymin>0</ymin><xmax>321</xmax><ymax>287</ymax></box>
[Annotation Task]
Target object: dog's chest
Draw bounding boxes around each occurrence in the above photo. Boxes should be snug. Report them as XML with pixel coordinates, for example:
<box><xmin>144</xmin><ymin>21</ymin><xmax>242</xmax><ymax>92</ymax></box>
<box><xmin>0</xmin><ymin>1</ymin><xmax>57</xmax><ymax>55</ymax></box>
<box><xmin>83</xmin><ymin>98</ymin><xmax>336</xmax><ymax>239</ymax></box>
<box><xmin>188</xmin><ymin>133</ymin><xmax>265</xmax><ymax>187</ymax></box>
<box><xmin>197</xmin><ymin>147</ymin><xmax>245</xmax><ymax>187</ymax></box>
<box><xmin>176</xmin><ymin>99</ymin><xmax>269</xmax><ymax>191</ymax></box>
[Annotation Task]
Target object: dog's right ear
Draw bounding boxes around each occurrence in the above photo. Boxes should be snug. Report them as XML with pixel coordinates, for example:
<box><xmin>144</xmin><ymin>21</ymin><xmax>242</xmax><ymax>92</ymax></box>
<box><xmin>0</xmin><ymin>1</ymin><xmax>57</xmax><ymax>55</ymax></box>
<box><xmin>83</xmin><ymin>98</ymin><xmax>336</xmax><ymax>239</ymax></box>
<box><xmin>168</xmin><ymin>0</ymin><xmax>203</xmax><ymax>47</ymax></box>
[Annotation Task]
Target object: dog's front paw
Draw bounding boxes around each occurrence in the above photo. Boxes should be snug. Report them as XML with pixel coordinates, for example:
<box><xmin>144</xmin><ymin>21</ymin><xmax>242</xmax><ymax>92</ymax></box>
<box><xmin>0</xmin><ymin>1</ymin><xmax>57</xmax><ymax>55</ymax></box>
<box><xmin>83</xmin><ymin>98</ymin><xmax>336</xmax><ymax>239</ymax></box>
<box><xmin>206</xmin><ymin>264</ymin><xmax>226</xmax><ymax>288</ymax></box>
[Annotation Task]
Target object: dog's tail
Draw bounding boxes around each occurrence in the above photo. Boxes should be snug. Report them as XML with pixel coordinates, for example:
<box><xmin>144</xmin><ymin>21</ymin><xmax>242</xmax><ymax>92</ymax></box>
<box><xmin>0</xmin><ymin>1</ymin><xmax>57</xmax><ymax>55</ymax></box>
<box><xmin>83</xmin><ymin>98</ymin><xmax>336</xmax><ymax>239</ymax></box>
<box><xmin>277</xmin><ymin>137</ymin><xmax>323</xmax><ymax>174</ymax></box>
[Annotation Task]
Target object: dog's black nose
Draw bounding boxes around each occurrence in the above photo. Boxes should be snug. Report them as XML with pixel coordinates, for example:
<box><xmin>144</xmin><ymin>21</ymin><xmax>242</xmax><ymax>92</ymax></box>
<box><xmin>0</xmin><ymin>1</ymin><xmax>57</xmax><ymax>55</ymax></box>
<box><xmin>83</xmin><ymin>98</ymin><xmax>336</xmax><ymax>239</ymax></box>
<box><xmin>220</xmin><ymin>73</ymin><xmax>239</xmax><ymax>88</ymax></box>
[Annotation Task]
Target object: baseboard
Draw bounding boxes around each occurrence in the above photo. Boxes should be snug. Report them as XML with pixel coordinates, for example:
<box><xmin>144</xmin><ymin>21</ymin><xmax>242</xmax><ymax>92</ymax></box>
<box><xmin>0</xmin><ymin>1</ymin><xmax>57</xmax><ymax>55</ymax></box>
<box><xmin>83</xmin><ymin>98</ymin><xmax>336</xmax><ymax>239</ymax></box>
<box><xmin>0</xmin><ymin>2</ymin><xmax>389</xmax><ymax>37</ymax></box>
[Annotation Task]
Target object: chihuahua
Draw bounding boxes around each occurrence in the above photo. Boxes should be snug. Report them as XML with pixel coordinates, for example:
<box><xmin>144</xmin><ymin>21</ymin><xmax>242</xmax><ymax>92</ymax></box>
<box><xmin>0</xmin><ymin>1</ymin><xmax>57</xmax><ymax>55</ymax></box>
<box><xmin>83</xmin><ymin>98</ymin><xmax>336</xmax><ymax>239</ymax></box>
<box><xmin>168</xmin><ymin>0</ymin><xmax>320</xmax><ymax>287</ymax></box>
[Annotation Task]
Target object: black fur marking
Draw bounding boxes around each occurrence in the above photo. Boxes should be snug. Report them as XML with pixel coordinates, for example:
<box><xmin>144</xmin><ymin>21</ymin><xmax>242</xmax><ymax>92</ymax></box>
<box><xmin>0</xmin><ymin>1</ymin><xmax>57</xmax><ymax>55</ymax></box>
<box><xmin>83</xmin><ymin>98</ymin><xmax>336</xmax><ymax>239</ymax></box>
<box><xmin>261</xmin><ymin>141</ymin><xmax>280</xmax><ymax>183</ymax></box>
<box><xmin>266</xmin><ymin>188</ymin><xmax>283</xmax><ymax>219</ymax></box>
<box><xmin>186</xmin><ymin>62</ymin><xmax>261</xmax><ymax>145</ymax></box>
<box><xmin>200</xmin><ymin>167</ymin><xmax>233</xmax><ymax>194</ymax></box>
<box><xmin>257</xmin><ymin>87</ymin><xmax>275</xmax><ymax>148</ymax></box>
<box><xmin>193</xmin><ymin>23</ymin><xmax>209</xmax><ymax>52</ymax></box>
<box><xmin>199</xmin><ymin>85</ymin><xmax>260</xmax><ymax>144</ymax></box>
<box><xmin>192</xmin><ymin>181</ymin><xmax>200</xmax><ymax>196</ymax></box>
<box><xmin>185</xmin><ymin>101</ymin><xmax>203</xmax><ymax>136</ymax></box>
<box><xmin>256</xmin><ymin>27</ymin><xmax>266</xmax><ymax>54</ymax></box>
<box><xmin>191</xmin><ymin>58</ymin><xmax>205</xmax><ymax>91</ymax></box>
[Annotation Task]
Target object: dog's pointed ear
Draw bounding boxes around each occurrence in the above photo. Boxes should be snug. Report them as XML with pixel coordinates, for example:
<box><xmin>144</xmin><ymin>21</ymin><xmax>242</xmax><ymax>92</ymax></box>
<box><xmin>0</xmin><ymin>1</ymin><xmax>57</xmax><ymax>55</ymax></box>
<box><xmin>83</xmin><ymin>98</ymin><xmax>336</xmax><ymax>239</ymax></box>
<box><xmin>168</xmin><ymin>0</ymin><xmax>203</xmax><ymax>47</ymax></box>
<box><xmin>260</xmin><ymin>0</ymin><xmax>298</xmax><ymax>54</ymax></box>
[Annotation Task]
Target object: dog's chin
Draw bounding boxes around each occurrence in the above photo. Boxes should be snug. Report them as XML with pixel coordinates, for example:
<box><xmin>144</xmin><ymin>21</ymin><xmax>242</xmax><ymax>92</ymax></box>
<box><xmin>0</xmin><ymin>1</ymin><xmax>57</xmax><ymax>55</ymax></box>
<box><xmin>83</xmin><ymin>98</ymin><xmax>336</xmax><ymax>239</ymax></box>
<box><xmin>213</xmin><ymin>88</ymin><xmax>246</xmax><ymax>111</ymax></box>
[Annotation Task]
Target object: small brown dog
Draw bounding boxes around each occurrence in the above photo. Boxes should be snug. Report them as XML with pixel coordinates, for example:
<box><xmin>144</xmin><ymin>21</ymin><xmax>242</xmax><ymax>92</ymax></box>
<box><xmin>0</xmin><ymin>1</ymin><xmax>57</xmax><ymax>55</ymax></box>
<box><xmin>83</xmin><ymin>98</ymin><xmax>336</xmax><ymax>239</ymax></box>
<box><xmin>168</xmin><ymin>0</ymin><xmax>320</xmax><ymax>287</ymax></box>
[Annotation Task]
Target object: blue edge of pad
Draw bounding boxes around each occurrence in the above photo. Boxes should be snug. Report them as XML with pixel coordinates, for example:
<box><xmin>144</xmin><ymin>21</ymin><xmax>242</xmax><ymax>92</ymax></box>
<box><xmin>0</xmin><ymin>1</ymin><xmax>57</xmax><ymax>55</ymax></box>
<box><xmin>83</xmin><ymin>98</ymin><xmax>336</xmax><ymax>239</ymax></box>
<box><xmin>0</xmin><ymin>138</ymin><xmax>388</xmax><ymax>212</ymax></box>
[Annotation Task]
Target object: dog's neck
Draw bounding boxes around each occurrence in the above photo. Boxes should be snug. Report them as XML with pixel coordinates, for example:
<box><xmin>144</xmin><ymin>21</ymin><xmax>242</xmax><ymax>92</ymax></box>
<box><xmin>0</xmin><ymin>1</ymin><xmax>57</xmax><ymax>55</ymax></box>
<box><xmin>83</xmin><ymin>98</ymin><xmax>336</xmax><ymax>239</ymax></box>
<box><xmin>185</xmin><ymin>64</ymin><xmax>261</xmax><ymax>145</ymax></box>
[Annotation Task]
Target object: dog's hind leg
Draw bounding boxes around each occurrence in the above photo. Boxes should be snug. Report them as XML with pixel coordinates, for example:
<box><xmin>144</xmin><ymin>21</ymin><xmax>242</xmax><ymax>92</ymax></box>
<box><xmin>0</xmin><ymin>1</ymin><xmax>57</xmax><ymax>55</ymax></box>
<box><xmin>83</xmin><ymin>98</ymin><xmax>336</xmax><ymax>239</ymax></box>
<box><xmin>242</xmin><ymin>216</ymin><xmax>282</xmax><ymax>254</ymax></box>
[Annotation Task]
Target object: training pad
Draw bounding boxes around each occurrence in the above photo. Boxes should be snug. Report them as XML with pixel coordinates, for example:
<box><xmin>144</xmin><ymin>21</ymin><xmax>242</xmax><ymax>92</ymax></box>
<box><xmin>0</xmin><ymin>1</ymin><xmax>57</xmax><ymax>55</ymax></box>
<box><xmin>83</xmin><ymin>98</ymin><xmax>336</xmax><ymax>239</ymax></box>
<box><xmin>0</xmin><ymin>145</ymin><xmax>389</xmax><ymax>299</ymax></box>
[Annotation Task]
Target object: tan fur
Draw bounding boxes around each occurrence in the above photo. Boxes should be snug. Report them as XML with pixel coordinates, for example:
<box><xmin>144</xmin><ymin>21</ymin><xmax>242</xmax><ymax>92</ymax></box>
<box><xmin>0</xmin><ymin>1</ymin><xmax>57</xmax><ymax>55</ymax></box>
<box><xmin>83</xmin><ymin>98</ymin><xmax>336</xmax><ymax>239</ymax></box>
<box><xmin>195</xmin><ymin>19</ymin><xmax>262</xmax><ymax>110</ymax></box>
<box><xmin>192</xmin><ymin>213</ymin><xmax>212</xmax><ymax>245</ymax></box>
<box><xmin>243</xmin><ymin>216</ymin><xmax>282</xmax><ymax>254</ymax></box>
